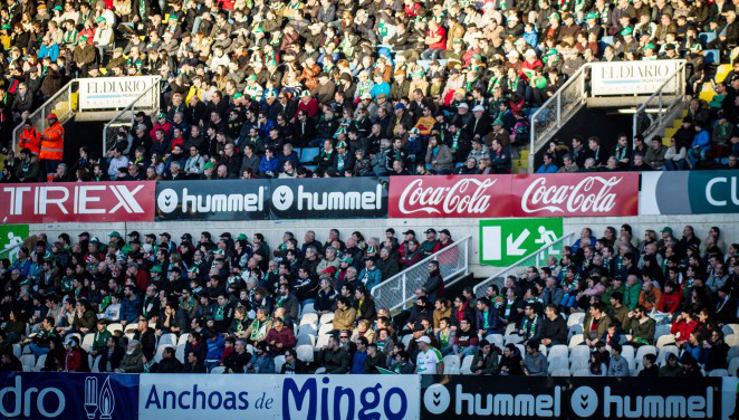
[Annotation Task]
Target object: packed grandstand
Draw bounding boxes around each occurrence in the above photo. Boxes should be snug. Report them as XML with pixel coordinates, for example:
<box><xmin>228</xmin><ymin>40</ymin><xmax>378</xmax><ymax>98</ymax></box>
<box><xmin>0</xmin><ymin>0</ymin><xmax>736</xmax><ymax>180</ymax></box>
<box><xmin>2</xmin><ymin>223</ymin><xmax>737</xmax><ymax>377</ymax></box>
<box><xmin>0</xmin><ymin>0</ymin><xmax>737</xmax><ymax>419</ymax></box>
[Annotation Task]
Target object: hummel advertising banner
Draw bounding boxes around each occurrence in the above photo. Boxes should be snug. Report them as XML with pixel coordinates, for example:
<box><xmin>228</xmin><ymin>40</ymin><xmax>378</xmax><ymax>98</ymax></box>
<box><xmin>155</xmin><ymin>178</ymin><xmax>388</xmax><ymax>221</ymax></box>
<box><xmin>388</xmin><ymin>173</ymin><xmax>639</xmax><ymax>219</ymax></box>
<box><xmin>0</xmin><ymin>372</ymin><xmax>139</xmax><ymax>420</ymax></box>
<box><xmin>420</xmin><ymin>375</ymin><xmax>721</xmax><ymax>419</ymax></box>
<box><xmin>0</xmin><ymin>181</ymin><xmax>156</xmax><ymax>224</ymax></box>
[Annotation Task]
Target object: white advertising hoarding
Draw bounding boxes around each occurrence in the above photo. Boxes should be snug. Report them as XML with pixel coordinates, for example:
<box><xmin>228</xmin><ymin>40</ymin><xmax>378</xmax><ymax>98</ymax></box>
<box><xmin>78</xmin><ymin>76</ymin><xmax>159</xmax><ymax>110</ymax></box>
<box><xmin>139</xmin><ymin>374</ymin><xmax>420</xmax><ymax>420</ymax></box>
<box><xmin>591</xmin><ymin>59</ymin><xmax>683</xmax><ymax>96</ymax></box>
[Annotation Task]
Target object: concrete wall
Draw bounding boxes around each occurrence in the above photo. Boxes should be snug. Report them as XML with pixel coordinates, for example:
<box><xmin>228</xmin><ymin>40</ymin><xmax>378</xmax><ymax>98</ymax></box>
<box><xmin>28</xmin><ymin>213</ymin><xmax>738</xmax><ymax>278</ymax></box>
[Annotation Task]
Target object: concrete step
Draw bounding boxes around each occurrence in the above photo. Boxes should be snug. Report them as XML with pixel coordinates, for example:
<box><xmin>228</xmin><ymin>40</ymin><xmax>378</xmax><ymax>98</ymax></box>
<box><xmin>716</xmin><ymin>64</ymin><xmax>732</xmax><ymax>83</ymax></box>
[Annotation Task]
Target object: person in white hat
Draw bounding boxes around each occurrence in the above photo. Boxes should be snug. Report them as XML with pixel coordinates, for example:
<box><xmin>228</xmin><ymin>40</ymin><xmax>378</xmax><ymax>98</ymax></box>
<box><xmin>415</xmin><ymin>335</ymin><xmax>443</xmax><ymax>374</ymax></box>
<box><xmin>470</xmin><ymin>104</ymin><xmax>491</xmax><ymax>138</ymax></box>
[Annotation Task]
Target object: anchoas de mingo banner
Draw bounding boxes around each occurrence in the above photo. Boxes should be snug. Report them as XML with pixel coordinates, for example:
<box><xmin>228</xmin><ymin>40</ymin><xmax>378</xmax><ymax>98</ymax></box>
<box><xmin>155</xmin><ymin>178</ymin><xmax>388</xmax><ymax>221</ymax></box>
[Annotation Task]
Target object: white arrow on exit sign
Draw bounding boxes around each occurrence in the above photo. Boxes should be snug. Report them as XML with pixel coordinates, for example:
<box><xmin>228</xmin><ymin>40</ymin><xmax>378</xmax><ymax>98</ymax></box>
<box><xmin>506</xmin><ymin>229</ymin><xmax>530</xmax><ymax>256</ymax></box>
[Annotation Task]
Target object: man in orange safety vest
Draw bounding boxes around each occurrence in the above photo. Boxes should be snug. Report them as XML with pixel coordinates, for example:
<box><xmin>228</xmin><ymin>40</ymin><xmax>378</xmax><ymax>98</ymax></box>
<box><xmin>17</xmin><ymin>119</ymin><xmax>41</xmax><ymax>155</ymax></box>
<box><xmin>38</xmin><ymin>113</ymin><xmax>65</xmax><ymax>175</ymax></box>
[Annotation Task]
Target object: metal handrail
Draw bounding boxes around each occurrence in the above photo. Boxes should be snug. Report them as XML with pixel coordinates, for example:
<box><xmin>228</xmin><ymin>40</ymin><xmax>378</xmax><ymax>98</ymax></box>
<box><xmin>12</xmin><ymin>80</ymin><xmax>76</xmax><ymax>151</ymax></box>
<box><xmin>102</xmin><ymin>78</ymin><xmax>160</xmax><ymax>156</ymax></box>
<box><xmin>528</xmin><ymin>64</ymin><xmax>589</xmax><ymax>172</ymax></box>
<box><xmin>473</xmin><ymin>232</ymin><xmax>577</xmax><ymax>297</ymax></box>
<box><xmin>371</xmin><ymin>235</ymin><xmax>471</xmax><ymax>313</ymax></box>
<box><xmin>0</xmin><ymin>242</ymin><xmax>22</xmax><ymax>258</ymax></box>
<box><xmin>632</xmin><ymin>61</ymin><xmax>687</xmax><ymax>142</ymax></box>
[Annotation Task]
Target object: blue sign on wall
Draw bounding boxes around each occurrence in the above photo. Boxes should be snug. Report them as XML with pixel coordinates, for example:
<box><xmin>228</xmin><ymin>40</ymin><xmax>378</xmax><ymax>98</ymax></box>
<box><xmin>0</xmin><ymin>372</ymin><xmax>138</xmax><ymax>419</ymax></box>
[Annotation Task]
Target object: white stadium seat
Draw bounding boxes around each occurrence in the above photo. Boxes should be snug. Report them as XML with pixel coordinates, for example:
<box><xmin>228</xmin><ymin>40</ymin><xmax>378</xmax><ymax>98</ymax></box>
<box><xmin>300</xmin><ymin>313</ymin><xmax>319</xmax><ymax>326</ymax></box>
<box><xmin>728</xmin><ymin>357</ymin><xmax>739</xmax><ymax>376</ymax></box>
<box><xmin>569</xmin><ymin>346</ymin><xmax>590</xmax><ymax>371</ymax></box>
<box><xmin>319</xmin><ymin>313</ymin><xmax>334</xmax><ymax>325</ymax></box>
<box><xmin>81</xmin><ymin>333</ymin><xmax>95</xmax><ymax>352</ymax></box>
<box><xmin>567</xmin><ymin>312</ymin><xmax>585</xmax><ymax>328</ymax></box>
<box><xmin>568</xmin><ymin>334</ymin><xmax>584</xmax><ymax>348</ymax></box>
<box><xmin>106</xmin><ymin>323</ymin><xmax>124</xmax><ymax>334</ymax></box>
<box><xmin>158</xmin><ymin>333</ymin><xmax>177</xmax><ymax>347</ymax></box>
<box><xmin>460</xmin><ymin>355</ymin><xmax>474</xmax><ymax>374</ymax></box>
<box><xmin>274</xmin><ymin>355</ymin><xmax>286</xmax><ymax>373</ymax></box>
<box><xmin>443</xmin><ymin>355</ymin><xmax>461</xmax><ymax>374</ymax></box>
<box><xmin>655</xmin><ymin>334</ymin><xmax>676</xmax><ymax>349</ymax></box>
<box><xmin>297</xmin><ymin>345</ymin><xmax>314</xmax><ymax>362</ymax></box>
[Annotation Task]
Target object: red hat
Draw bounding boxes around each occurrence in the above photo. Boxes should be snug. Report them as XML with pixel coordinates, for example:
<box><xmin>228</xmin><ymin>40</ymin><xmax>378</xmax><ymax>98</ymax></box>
<box><xmin>46</xmin><ymin>113</ymin><xmax>58</xmax><ymax>120</ymax></box>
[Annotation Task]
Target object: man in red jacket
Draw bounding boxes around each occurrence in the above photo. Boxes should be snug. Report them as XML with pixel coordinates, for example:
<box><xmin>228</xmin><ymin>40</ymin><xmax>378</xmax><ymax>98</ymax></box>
<box><xmin>658</xmin><ymin>282</ymin><xmax>682</xmax><ymax>314</ymax></box>
<box><xmin>127</xmin><ymin>262</ymin><xmax>150</xmax><ymax>292</ymax></box>
<box><xmin>295</xmin><ymin>91</ymin><xmax>319</xmax><ymax>120</ymax></box>
<box><xmin>670</xmin><ymin>311</ymin><xmax>697</xmax><ymax>347</ymax></box>
<box><xmin>264</xmin><ymin>317</ymin><xmax>296</xmax><ymax>355</ymax></box>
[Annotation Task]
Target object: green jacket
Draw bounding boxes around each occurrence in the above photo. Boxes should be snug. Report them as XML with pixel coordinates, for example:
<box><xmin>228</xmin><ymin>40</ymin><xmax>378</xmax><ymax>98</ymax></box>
<box><xmin>92</xmin><ymin>330</ymin><xmax>112</xmax><ymax>352</ymax></box>
<box><xmin>601</xmin><ymin>285</ymin><xmax>625</xmax><ymax>308</ymax></box>
<box><xmin>248</xmin><ymin>316</ymin><xmax>270</xmax><ymax>342</ymax></box>
<box><xmin>623</xmin><ymin>282</ymin><xmax>642</xmax><ymax>310</ymax></box>
<box><xmin>609</xmin><ymin>305</ymin><xmax>630</xmax><ymax>329</ymax></box>
<box><xmin>471</xmin><ymin>351</ymin><xmax>499</xmax><ymax>375</ymax></box>
<box><xmin>629</xmin><ymin>316</ymin><xmax>655</xmax><ymax>345</ymax></box>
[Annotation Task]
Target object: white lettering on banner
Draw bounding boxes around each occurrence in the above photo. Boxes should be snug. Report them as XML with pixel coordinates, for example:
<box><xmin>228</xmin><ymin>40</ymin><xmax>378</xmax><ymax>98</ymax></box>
<box><xmin>138</xmin><ymin>374</ymin><xmax>419</xmax><ymax>420</ymax></box>
<box><xmin>295</xmin><ymin>184</ymin><xmax>383</xmax><ymax>211</ymax></box>
<box><xmin>590</xmin><ymin>60</ymin><xmax>682</xmax><ymax>96</ymax></box>
<box><xmin>521</xmin><ymin>176</ymin><xmax>621</xmax><ymax>214</ymax></box>
<box><xmin>705</xmin><ymin>177</ymin><xmax>739</xmax><ymax>206</ymax></box>
<box><xmin>78</xmin><ymin>76</ymin><xmax>158</xmax><ymax>110</ymax></box>
<box><xmin>39</xmin><ymin>186</ymin><xmax>69</xmax><ymax>215</ymax></box>
<box><xmin>174</xmin><ymin>187</ymin><xmax>265</xmax><ymax>214</ymax></box>
<box><xmin>2</xmin><ymin>185</ymin><xmax>147</xmax><ymax>216</ymax></box>
<box><xmin>398</xmin><ymin>178</ymin><xmax>495</xmax><ymax>215</ymax></box>
<box><xmin>451</xmin><ymin>384</ymin><xmax>561</xmax><ymax>416</ymax></box>
<box><xmin>77</xmin><ymin>185</ymin><xmax>106</xmax><ymax>214</ymax></box>
<box><xmin>602</xmin><ymin>385</ymin><xmax>713</xmax><ymax>418</ymax></box>
<box><xmin>0</xmin><ymin>376</ymin><xmax>65</xmax><ymax>418</ymax></box>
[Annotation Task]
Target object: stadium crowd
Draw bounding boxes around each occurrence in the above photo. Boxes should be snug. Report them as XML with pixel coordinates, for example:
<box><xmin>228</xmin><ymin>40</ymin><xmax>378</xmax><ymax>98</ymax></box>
<box><xmin>0</xmin><ymin>222</ymin><xmax>737</xmax><ymax>378</ymax></box>
<box><xmin>0</xmin><ymin>226</ymin><xmax>457</xmax><ymax>373</ymax></box>
<box><xmin>0</xmin><ymin>0</ymin><xmax>737</xmax><ymax>182</ymax></box>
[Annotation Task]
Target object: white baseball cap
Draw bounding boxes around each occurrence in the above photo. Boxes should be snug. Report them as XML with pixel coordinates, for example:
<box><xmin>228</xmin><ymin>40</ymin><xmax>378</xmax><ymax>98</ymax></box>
<box><xmin>416</xmin><ymin>336</ymin><xmax>431</xmax><ymax>344</ymax></box>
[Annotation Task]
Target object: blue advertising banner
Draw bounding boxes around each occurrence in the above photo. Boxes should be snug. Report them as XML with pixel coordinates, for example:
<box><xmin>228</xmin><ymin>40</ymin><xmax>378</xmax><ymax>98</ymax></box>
<box><xmin>0</xmin><ymin>372</ymin><xmax>138</xmax><ymax>419</ymax></box>
<box><xmin>139</xmin><ymin>374</ymin><xmax>419</xmax><ymax>420</ymax></box>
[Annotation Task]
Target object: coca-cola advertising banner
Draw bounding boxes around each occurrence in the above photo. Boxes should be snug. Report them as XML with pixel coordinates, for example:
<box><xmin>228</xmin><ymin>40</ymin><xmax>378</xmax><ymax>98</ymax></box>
<box><xmin>0</xmin><ymin>182</ymin><xmax>156</xmax><ymax>224</ymax></box>
<box><xmin>388</xmin><ymin>173</ymin><xmax>639</xmax><ymax>218</ymax></box>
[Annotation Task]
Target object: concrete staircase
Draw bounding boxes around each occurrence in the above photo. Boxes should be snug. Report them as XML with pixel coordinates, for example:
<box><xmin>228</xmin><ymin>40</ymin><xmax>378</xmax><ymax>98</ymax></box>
<box><xmin>659</xmin><ymin>62</ymin><xmax>732</xmax><ymax>146</ymax></box>
<box><xmin>660</xmin><ymin>109</ymin><xmax>689</xmax><ymax>146</ymax></box>
<box><xmin>512</xmin><ymin>149</ymin><xmax>530</xmax><ymax>174</ymax></box>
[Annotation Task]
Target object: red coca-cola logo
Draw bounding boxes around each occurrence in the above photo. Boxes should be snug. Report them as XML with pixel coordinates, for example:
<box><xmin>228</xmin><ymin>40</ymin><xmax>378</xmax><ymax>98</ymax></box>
<box><xmin>388</xmin><ymin>173</ymin><xmax>638</xmax><ymax>218</ymax></box>
<box><xmin>397</xmin><ymin>177</ymin><xmax>497</xmax><ymax>215</ymax></box>
<box><xmin>520</xmin><ymin>175</ymin><xmax>623</xmax><ymax>214</ymax></box>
